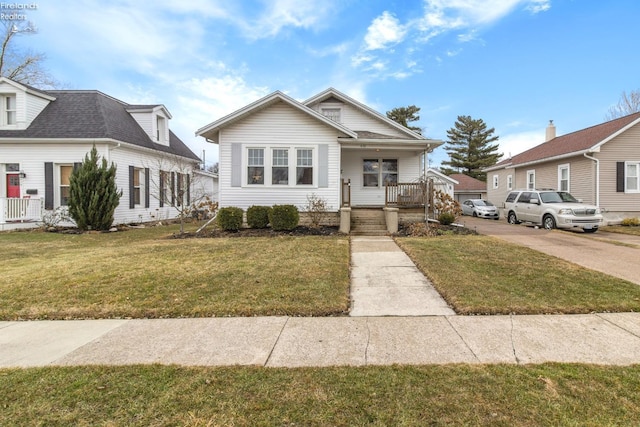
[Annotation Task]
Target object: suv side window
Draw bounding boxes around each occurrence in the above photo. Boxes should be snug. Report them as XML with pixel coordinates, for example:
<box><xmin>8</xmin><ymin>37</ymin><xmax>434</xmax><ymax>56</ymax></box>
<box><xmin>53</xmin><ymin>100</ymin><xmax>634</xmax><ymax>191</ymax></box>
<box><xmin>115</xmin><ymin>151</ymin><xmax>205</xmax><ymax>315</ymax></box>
<box><xmin>529</xmin><ymin>193</ymin><xmax>540</xmax><ymax>203</ymax></box>
<box><xmin>516</xmin><ymin>192</ymin><xmax>531</xmax><ymax>203</ymax></box>
<box><xmin>505</xmin><ymin>192</ymin><xmax>519</xmax><ymax>203</ymax></box>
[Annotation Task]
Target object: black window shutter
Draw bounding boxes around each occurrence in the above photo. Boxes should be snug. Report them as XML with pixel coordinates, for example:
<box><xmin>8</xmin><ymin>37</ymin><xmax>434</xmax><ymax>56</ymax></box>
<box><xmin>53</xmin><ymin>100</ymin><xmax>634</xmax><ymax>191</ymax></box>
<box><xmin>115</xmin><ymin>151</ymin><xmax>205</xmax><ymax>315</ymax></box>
<box><xmin>177</xmin><ymin>173</ymin><xmax>183</xmax><ymax>206</ymax></box>
<box><xmin>171</xmin><ymin>172</ymin><xmax>175</xmax><ymax>206</ymax></box>
<box><xmin>144</xmin><ymin>168</ymin><xmax>150</xmax><ymax>208</ymax></box>
<box><xmin>129</xmin><ymin>166</ymin><xmax>135</xmax><ymax>209</ymax></box>
<box><xmin>186</xmin><ymin>174</ymin><xmax>191</xmax><ymax>205</ymax></box>
<box><xmin>73</xmin><ymin>162</ymin><xmax>82</xmax><ymax>171</ymax></box>
<box><xmin>616</xmin><ymin>162</ymin><xmax>625</xmax><ymax>192</ymax></box>
<box><xmin>44</xmin><ymin>162</ymin><xmax>53</xmax><ymax>210</ymax></box>
<box><xmin>159</xmin><ymin>171</ymin><xmax>164</xmax><ymax>208</ymax></box>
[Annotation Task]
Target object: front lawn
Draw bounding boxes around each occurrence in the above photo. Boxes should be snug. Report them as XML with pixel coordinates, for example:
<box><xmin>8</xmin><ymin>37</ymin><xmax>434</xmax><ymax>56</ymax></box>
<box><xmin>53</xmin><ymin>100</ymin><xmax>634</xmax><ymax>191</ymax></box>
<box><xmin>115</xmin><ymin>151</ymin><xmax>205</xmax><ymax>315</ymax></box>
<box><xmin>397</xmin><ymin>235</ymin><xmax>640</xmax><ymax>314</ymax></box>
<box><xmin>601</xmin><ymin>225</ymin><xmax>640</xmax><ymax>236</ymax></box>
<box><xmin>2</xmin><ymin>364</ymin><xmax>639</xmax><ymax>426</ymax></box>
<box><xmin>0</xmin><ymin>225</ymin><xmax>350</xmax><ymax>320</ymax></box>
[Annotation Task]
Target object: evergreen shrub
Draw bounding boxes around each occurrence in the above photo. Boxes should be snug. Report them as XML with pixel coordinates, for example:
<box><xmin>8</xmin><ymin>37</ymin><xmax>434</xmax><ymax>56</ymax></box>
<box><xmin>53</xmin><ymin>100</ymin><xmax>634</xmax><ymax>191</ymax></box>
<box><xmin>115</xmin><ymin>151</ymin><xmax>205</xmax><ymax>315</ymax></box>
<box><xmin>217</xmin><ymin>207</ymin><xmax>243</xmax><ymax>231</ymax></box>
<box><xmin>246</xmin><ymin>205</ymin><xmax>271</xmax><ymax>228</ymax></box>
<box><xmin>269</xmin><ymin>204</ymin><xmax>299</xmax><ymax>231</ymax></box>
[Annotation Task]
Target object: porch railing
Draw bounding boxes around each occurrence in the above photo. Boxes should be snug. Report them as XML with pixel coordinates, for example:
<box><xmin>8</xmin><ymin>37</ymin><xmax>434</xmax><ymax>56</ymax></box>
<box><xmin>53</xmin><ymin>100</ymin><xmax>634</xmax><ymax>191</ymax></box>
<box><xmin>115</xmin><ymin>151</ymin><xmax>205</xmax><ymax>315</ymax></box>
<box><xmin>385</xmin><ymin>182</ymin><xmax>430</xmax><ymax>207</ymax></box>
<box><xmin>0</xmin><ymin>197</ymin><xmax>43</xmax><ymax>223</ymax></box>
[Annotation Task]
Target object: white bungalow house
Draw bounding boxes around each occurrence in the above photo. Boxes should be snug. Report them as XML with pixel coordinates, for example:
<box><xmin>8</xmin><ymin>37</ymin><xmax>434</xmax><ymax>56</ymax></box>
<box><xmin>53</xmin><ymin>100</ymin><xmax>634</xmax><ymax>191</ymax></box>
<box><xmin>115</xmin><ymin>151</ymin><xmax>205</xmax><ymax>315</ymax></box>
<box><xmin>196</xmin><ymin>88</ymin><xmax>444</xmax><ymax>233</ymax></box>
<box><xmin>0</xmin><ymin>78</ymin><xmax>213</xmax><ymax>230</ymax></box>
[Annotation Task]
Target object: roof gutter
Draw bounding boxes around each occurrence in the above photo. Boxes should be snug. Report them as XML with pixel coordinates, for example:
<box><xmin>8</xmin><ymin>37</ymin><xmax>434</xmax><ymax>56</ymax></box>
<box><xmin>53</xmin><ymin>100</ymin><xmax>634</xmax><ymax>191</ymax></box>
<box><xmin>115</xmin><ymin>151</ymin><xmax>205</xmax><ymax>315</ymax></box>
<box><xmin>583</xmin><ymin>152</ymin><xmax>600</xmax><ymax>206</ymax></box>
<box><xmin>496</xmin><ymin>149</ymin><xmax>593</xmax><ymax>170</ymax></box>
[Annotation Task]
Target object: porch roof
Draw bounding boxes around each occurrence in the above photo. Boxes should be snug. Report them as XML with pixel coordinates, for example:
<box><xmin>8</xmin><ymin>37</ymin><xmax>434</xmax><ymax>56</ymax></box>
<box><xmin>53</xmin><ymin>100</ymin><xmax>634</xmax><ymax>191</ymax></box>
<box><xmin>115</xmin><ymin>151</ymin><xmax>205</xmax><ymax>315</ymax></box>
<box><xmin>339</xmin><ymin>133</ymin><xmax>443</xmax><ymax>151</ymax></box>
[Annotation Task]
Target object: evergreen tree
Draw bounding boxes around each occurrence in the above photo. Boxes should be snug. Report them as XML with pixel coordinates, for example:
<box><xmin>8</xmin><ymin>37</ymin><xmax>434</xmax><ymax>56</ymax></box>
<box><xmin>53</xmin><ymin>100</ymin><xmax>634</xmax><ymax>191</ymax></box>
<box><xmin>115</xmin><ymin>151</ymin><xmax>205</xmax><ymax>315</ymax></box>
<box><xmin>441</xmin><ymin>115</ymin><xmax>501</xmax><ymax>181</ymax></box>
<box><xmin>386</xmin><ymin>105</ymin><xmax>422</xmax><ymax>134</ymax></box>
<box><xmin>68</xmin><ymin>146</ymin><xmax>122</xmax><ymax>231</ymax></box>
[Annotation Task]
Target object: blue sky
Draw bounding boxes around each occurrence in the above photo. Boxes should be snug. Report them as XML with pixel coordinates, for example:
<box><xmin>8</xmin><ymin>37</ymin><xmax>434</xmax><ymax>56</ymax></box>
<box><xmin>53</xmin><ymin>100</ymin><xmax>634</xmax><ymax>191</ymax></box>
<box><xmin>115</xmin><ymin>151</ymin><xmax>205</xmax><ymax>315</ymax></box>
<box><xmin>15</xmin><ymin>0</ymin><xmax>640</xmax><ymax>168</ymax></box>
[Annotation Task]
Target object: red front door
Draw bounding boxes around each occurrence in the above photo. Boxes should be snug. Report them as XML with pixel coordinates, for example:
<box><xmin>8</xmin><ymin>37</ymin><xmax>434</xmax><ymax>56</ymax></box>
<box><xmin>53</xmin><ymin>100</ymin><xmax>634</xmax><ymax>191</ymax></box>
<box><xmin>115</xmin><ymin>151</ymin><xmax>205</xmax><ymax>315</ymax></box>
<box><xmin>6</xmin><ymin>174</ymin><xmax>20</xmax><ymax>198</ymax></box>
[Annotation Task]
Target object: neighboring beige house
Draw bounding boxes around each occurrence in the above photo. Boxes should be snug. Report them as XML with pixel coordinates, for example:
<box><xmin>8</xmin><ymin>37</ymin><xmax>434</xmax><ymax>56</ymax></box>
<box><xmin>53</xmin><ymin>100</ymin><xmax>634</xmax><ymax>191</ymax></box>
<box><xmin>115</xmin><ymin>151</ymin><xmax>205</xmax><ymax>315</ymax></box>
<box><xmin>196</xmin><ymin>88</ymin><xmax>444</xmax><ymax>232</ymax></box>
<box><xmin>484</xmin><ymin>114</ymin><xmax>640</xmax><ymax>224</ymax></box>
<box><xmin>449</xmin><ymin>173</ymin><xmax>487</xmax><ymax>203</ymax></box>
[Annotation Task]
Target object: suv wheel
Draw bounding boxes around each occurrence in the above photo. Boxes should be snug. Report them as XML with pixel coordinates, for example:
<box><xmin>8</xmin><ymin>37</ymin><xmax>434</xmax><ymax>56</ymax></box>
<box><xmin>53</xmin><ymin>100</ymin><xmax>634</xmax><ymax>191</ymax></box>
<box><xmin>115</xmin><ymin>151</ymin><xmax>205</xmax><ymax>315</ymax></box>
<box><xmin>543</xmin><ymin>214</ymin><xmax>556</xmax><ymax>230</ymax></box>
<box><xmin>583</xmin><ymin>228</ymin><xmax>598</xmax><ymax>233</ymax></box>
<box><xmin>507</xmin><ymin>211</ymin><xmax>518</xmax><ymax>224</ymax></box>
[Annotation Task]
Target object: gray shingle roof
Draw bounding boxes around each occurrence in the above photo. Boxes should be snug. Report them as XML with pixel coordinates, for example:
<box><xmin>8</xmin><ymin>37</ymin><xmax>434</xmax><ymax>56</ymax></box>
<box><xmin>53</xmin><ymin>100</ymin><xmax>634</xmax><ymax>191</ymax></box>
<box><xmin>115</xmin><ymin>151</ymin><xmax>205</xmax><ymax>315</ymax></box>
<box><xmin>0</xmin><ymin>90</ymin><xmax>200</xmax><ymax>161</ymax></box>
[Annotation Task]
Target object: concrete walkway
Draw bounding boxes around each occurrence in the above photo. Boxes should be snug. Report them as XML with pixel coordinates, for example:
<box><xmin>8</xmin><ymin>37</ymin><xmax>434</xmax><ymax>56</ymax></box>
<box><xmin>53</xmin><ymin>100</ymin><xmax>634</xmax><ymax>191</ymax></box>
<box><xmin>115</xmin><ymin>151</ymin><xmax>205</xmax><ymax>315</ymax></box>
<box><xmin>350</xmin><ymin>236</ymin><xmax>454</xmax><ymax>316</ymax></box>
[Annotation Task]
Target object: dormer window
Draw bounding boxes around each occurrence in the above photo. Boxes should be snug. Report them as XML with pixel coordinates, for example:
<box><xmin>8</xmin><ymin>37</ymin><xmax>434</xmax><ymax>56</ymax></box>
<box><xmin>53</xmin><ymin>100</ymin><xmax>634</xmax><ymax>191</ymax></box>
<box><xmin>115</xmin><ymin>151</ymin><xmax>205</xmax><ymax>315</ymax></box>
<box><xmin>1</xmin><ymin>94</ymin><xmax>16</xmax><ymax>126</ymax></box>
<box><xmin>156</xmin><ymin>115</ymin><xmax>166</xmax><ymax>142</ymax></box>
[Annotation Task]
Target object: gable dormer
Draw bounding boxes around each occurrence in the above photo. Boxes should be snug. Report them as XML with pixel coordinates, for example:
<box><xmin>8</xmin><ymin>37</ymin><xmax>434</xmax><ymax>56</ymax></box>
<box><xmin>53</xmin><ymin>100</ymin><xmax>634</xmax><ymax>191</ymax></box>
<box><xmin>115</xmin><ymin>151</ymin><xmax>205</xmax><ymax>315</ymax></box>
<box><xmin>127</xmin><ymin>104</ymin><xmax>172</xmax><ymax>146</ymax></box>
<box><xmin>0</xmin><ymin>77</ymin><xmax>56</xmax><ymax>130</ymax></box>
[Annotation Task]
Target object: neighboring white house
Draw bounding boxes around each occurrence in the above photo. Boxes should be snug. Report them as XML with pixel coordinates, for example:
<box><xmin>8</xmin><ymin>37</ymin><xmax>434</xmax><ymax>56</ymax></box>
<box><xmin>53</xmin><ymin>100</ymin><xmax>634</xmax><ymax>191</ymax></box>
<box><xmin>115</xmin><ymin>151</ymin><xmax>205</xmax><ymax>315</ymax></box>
<box><xmin>196</xmin><ymin>88</ymin><xmax>443</xmax><ymax>231</ymax></box>
<box><xmin>0</xmin><ymin>78</ymin><xmax>211</xmax><ymax>230</ymax></box>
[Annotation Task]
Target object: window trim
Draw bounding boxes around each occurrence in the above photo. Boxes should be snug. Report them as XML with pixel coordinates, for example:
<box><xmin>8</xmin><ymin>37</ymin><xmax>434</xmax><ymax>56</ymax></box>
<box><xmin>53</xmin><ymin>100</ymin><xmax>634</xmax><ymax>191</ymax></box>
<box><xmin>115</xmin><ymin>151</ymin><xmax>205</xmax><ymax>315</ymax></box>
<box><xmin>558</xmin><ymin>164</ymin><xmax>570</xmax><ymax>192</ymax></box>
<box><xmin>625</xmin><ymin>161</ymin><xmax>640</xmax><ymax>193</ymax></box>
<box><xmin>58</xmin><ymin>164</ymin><xmax>73</xmax><ymax>206</ymax></box>
<box><xmin>527</xmin><ymin>170</ymin><xmax>536</xmax><ymax>190</ymax></box>
<box><xmin>492</xmin><ymin>174</ymin><xmax>499</xmax><ymax>189</ymax></box>
<box><xmin>244</xmin><ymin>146</ymin><xmax>317</xmax><ymax>187</ymax></box>
<box><xmin>362</xmin><ymin>158</ymin><xmax>399</xmax><ymax>188</ymax></box>
<box><xmin>1</xmin><ymin>94</ymin><xmax>17</xmax><ymax>127</ymax></box>
<box><xmin>507</xmin><ymin>174</ymin><xmax>513</xmax><ymax>191</ymax></box>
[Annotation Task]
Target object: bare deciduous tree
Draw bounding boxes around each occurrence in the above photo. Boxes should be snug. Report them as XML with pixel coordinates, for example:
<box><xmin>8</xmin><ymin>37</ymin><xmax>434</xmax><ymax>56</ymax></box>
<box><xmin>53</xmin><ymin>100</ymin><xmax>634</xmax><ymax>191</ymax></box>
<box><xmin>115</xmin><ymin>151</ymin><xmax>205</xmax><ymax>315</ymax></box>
<box><xmin>605</xmin><ymin>90</ymin><xmax>640</xmax><ymax>121</ymax></box>
<box><xmin>0</xmin><ymin>21</ymin><xmax>59</xmax><ymax>89</ymax></box>
<box><xmin>146</xmin><ymin>154</ymin><xmax>217</xmax><ymax>234</ymax></box>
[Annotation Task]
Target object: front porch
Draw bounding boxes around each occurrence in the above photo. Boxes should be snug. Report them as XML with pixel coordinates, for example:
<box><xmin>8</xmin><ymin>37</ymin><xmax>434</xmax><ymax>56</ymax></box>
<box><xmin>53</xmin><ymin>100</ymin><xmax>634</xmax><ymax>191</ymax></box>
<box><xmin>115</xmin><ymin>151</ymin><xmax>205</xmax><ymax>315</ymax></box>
<box><xmin>0</xmin><ymin>198</ymin><xmax>43</xmax><ymax>231</ymax></box>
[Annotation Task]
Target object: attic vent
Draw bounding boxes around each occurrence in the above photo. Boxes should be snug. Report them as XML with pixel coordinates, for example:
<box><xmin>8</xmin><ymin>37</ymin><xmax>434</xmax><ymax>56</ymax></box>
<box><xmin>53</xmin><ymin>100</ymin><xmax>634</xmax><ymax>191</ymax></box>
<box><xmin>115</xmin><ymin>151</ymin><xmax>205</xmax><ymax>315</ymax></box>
<box><xmin>321</xmin><ymin>108</ymin><xmax>341</xmax><ymax>123</ymax></box>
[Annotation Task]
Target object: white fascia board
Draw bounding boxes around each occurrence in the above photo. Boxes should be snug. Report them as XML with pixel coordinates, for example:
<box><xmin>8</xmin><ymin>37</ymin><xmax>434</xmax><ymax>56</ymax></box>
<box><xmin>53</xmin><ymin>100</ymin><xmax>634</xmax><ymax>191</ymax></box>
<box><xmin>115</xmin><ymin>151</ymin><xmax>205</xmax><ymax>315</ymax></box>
<box><xmin>339</xmin><ymin>137</ymin><xmax>443</xmax><ymax>151</ymax></box>
<box><xmin>0</xmin><ymin>77</ymin><xmax>56</xmax><ymax>101</ymax></box>
<box><xmin>304</xmin><ymin>88</ymin><xmax>427</xmax><ymax>141</ymax></box>
<box><xmin>502</xmin><ymin>150</ymin><xmax>592</xmax><ymax>170</ymax></box>
<box><xmin>196</xmin><ymin>90</ymin><xmax>357</xmax><ymax>140</ymax></box>
<box><xmin>427</xmin><ymin>168</ymin><xmax>458</xmax><ymax>184</ymax></box>
<box><xmin>590</xmin><ymin>117</ymin><xmax>640</xmax><ymax>151</ymax></box>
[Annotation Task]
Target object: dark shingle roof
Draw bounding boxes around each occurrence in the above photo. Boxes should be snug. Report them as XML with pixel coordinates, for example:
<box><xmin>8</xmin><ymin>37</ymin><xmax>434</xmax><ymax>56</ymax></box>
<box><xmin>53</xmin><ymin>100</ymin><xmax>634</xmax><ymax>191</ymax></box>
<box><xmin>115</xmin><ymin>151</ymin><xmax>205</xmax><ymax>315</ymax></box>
<box><xmin>354</xmin><ymin>130</ymin><xmax>406</xmax><ymax>140</ymax></box>
<box><xmin>0</xmin><ymin>90</ymin><xmax>200</xmax><ymax>161</ymax></box>
<box><xmin>494</xmin><ymin>112</ymin><xmax>640</xmax><ymax>168</ymax></box>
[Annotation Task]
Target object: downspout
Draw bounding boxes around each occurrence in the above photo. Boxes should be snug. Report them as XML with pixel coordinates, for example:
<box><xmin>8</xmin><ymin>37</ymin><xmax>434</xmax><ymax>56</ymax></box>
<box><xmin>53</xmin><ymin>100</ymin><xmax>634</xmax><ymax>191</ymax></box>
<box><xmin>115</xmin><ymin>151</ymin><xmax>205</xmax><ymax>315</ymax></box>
<box><xmin>584</xmin><ymin>152</ymin><xmax>600</xmax><ymax>206</ymax></box>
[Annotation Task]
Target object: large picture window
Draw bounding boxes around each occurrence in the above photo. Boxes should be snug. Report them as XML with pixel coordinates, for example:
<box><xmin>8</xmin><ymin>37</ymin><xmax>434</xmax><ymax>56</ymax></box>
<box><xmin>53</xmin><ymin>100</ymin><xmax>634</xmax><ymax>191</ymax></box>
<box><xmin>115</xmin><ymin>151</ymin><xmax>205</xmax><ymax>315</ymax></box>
<box><xmin>248</xmin><ymin>148</ymin><xmax>265</xmax><ymax>184</ymax></box>
<box><xmin>363</xmin><ymin>158</ymin><xmax>398</xmax><ymax>187</ymax></box>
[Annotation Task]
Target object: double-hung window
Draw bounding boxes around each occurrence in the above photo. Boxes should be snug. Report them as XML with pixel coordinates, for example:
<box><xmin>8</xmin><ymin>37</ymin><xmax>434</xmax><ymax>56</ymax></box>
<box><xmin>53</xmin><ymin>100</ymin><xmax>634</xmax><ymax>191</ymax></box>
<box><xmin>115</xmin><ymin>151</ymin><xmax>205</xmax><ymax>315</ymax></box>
<box><xmin>1</xmin><ymin>94</ymin><xmax>16</xmax><ymax>126</ymax></box>
<box><xmin>493</xmin><ymin>175</ymin><xmax>499</xmax><ymax>189</ymax></box>
<box><xmin>363</xmin><ymin>159</ymin><xmax>398</xmax><ymax>187</ymax></box>
<box><xmin>296</xmin><ymin>149</ymin><xmax>313</xmax><ymax>185</ymax></box>
<box><xmin>558</xmin><ymin>164</ymin><xmax>570</xmax><ymax>192</ymax></box>
<box><xmin>132</xmin><ymin>168</ymin><xmax>141</xmax><ymax>205</ymax></box>
<box><xmin>248</xmin><ymin>148</ymin><xmax>265</xmax><ymax>185</ymax></box>
<box><xmin>527</xmin><ymin>170</ymin><xmax>535</xmax><ymax>190</ymax></box>
<box><xmin>272</xmin><ymin>149</ymin><xmax>289</xmax><ymax>185</ymax></box>
<box><xmin>363</xmin><ymin>159</ymin><xmax>379</xmax><ymax>187</ymax></box>
<box><xmin>59</xmin><ymin>165</ymin><xmax>73</xmax><ymax>206</ymax></box>
<box><xmin>507</xmin><ymin>174</ymin><xmax>513</xmax><ymax>190</ymax></box>
<box><xmin>627</xmin><ymin>162</ymin><xmax>640</xmax><ymax>192</ymax></box>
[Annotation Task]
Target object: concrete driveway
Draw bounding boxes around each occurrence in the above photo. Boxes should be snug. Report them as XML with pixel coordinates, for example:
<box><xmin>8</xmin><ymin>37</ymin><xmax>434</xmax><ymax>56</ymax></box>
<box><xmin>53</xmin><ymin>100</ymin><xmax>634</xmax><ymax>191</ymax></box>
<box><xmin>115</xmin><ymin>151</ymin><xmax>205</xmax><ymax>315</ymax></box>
<box><xmin>459</xmin><ymin>216</ymin><xmax>640</xmax><ymax>286</ymax></box>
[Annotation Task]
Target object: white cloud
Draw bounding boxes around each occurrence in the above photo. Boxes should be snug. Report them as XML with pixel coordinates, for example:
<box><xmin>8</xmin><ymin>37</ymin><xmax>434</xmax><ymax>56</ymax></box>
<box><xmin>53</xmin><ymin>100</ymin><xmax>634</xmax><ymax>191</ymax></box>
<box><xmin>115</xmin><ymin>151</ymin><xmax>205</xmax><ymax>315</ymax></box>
<box><xmin>243</xmin><ymin>0</ymin><xmax>339</xmax><ymax>39</ymax></box>
<box><xmin>497</xmin><ymin>129</ymin><xmax>544</xmax><ymax>160</ymax></box>
<box><xmin>526</xmin><ymin>0</ymin><xmax>552</xmax><ymax>14</ymax></box>
<box><xmin>364</xmin><ymin>11</ymin><xmax>407</xmax><ymax>50</ymax></box>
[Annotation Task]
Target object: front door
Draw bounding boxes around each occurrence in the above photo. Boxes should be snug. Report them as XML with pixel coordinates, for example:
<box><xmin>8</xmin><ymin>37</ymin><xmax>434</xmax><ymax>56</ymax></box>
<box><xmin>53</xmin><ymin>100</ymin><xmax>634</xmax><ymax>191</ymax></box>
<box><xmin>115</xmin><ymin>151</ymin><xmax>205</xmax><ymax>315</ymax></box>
<box><xmin>6</xmin><ymin>174</ymin><xmax>20</xmax><ymax>198</ymax></box>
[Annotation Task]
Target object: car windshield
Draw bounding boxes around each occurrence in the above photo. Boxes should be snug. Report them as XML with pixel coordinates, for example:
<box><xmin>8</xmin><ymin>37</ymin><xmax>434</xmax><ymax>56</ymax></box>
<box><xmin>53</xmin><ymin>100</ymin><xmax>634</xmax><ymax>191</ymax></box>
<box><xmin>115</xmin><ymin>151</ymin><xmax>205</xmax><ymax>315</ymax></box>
<box><xmin>473</xmin><ymin>200</ymin><xmax>494</xmax><ymax>206</ymax></box>
<box><xmin>540</xmin><ymin>191</ymin><xmax>579</xmax><ymax>203</ymax></box>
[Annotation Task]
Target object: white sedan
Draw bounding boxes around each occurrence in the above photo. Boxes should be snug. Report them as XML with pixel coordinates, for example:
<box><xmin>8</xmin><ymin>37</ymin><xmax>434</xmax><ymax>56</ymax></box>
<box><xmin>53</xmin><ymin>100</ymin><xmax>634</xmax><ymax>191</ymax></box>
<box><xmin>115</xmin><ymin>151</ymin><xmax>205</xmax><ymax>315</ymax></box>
<box><xmin>461</xmin><ymin>199</ymin><xmax>500</xmax><ymax>220</ymax></box>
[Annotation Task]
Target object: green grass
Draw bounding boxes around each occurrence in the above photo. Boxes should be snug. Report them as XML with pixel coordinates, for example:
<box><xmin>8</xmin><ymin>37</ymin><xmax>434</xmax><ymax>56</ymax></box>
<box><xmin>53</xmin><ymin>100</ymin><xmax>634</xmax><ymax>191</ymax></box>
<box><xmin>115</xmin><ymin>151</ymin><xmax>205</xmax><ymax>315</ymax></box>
<box><xmin>397</xmin><ymin>235</ymin><xmax>640</xmax><ymax>315</ymax></box>
<box><xmin>0</xmin><ymin>225</ymin><xmax>350</xmax><ymax>320</ymax></box>
<box><xmin>1</xmin><ymin>364</ymin><xmax>639</xmax><ymax>426</ymax></box>
<box><xmin>601</xmin><ymin>225</ymin><xmax>640</xmax><ymax>236</ymax></box>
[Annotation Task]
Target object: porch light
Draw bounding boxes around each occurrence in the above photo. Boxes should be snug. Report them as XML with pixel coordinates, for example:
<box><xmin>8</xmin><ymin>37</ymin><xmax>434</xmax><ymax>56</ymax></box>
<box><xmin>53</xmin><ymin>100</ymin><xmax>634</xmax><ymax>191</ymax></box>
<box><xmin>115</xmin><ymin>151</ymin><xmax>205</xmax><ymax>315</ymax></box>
<box><xmin>19</xmin><ymin>171</ymin><xmax>26</xmax><ymax>178</ymax></box>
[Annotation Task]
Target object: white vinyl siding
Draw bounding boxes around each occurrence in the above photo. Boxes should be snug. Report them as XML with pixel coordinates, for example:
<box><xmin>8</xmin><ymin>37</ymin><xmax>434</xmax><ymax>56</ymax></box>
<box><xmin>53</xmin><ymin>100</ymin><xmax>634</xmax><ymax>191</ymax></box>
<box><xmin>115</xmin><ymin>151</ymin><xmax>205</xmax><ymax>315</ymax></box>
<box><xmin>217</xmin><ymin>101</ymin><xmax>340</xmax><ymax>210</ymax></box>
<box><xmin>310</xmin><ymin>101</ymin><xmax>408</xmax><ymax>138</ymax></box>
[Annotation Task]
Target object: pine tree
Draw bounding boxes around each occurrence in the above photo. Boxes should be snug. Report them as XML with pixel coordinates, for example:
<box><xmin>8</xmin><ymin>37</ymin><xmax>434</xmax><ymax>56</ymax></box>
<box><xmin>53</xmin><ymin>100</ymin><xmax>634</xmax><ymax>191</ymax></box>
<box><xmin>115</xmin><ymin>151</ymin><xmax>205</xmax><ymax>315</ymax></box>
<box><xmin>441</xmin><ymin>115</ymin><xmax>501</xmax><ymax>181</ymax></box>
<box><xmin>386</xmin><ymin>105</ymin><xmax>422</xmax><ymax>134</ymax></box>
<box><xmin>68</xmin><ymin>146</ymin><xmax>122</xmax><ymax>231</ymax></box>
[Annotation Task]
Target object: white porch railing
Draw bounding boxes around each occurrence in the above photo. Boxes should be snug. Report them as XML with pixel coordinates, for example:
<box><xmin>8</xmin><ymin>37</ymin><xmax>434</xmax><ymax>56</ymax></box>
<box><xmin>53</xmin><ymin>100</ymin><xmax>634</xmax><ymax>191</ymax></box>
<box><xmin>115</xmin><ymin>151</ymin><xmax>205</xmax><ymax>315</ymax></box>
<box><xmin>0</xmin><ymin>197</ymin><xmax>44</xmax><ymax>223</ymax></box>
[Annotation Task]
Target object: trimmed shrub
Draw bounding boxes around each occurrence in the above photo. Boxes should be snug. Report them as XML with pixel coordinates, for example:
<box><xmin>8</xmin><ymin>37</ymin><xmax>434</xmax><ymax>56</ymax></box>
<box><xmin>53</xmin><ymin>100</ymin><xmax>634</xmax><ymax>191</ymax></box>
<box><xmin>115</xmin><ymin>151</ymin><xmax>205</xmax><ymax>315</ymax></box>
<box><xmin>621</xmin><ymin>217</ymin><xmax>640</xmax><ymax>226</ymax></box>
<box><xmin>247</xmin><ymin>205</ymin><xmax>271</xmax><ymax>228</ymax></box>
<box><xmin>269</xmin><ymin>204</ymin><xmax>299</xmax><ymax>231</ymax></box>
<box><xmin>217</xmin><ymin>207</ymin><xmax>243</xmax><ymax>231</ymax></box>
<box><xmin>438</xmin><ymin>212</ymin><xmax>455</xmax><ymax>225</ymax></box>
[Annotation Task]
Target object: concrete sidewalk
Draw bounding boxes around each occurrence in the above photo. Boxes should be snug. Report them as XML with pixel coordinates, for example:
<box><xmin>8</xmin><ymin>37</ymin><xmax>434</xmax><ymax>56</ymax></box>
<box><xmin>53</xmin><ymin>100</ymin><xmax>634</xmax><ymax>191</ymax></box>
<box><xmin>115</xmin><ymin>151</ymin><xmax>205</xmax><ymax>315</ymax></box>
<box><xmin>2</xmin><ymin>313</ymin><xmax>640</xmax><ymax>368</ymax></box>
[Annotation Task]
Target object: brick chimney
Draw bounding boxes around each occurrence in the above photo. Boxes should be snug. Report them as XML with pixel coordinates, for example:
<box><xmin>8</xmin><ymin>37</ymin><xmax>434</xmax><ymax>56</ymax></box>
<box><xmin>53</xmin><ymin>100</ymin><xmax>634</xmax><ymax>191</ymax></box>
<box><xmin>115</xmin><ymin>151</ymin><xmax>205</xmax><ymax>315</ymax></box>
<box><xmin>545</xmin><ymin>120</ymin><xmax>556</xmax><ymax>142</ymax></box>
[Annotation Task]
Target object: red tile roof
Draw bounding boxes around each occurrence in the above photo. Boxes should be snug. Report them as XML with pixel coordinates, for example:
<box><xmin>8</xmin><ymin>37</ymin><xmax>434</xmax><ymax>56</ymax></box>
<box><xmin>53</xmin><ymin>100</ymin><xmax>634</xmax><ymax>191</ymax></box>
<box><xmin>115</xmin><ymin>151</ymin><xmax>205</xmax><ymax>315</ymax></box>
<box><xmin>492</xmin><ymin>112</ymin><xmax>640</xmax><ymax>168</ymax></box>
<box><xmin>450</xmin><ymin>173</ymin><xmax>486</xmax><ymax>191</ymax></box>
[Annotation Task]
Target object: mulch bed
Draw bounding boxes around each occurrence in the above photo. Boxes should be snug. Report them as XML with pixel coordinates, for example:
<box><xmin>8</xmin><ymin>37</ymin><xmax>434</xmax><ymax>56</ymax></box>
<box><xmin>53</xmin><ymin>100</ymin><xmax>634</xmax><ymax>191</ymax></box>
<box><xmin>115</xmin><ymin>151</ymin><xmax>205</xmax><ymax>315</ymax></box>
<box><xmin>170</xmin><ymin>225</ymin><xmax>343</xmax><ymax>239</ymax></box>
